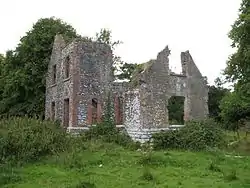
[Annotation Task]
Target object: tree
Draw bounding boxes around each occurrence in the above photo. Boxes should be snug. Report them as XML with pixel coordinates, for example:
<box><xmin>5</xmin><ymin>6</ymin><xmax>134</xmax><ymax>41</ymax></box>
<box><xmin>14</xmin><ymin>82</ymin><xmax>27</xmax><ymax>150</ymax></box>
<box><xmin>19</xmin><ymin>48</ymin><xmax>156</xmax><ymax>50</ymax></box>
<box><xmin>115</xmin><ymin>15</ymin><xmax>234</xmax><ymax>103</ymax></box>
<box><xmin>95</xmin><ymin>28</ymin><xmax>123</xmax><ymax>77</ymax></box>
<box><xmin>117</xmin><ymin>63</ymin><xmax>141</xmax><ymax>80</ymax></box>
<box><xmin>0</xmin><ymin>54</ymin><xmax>5</xmax><ymax>103</ymax></box>
<box><xmin>0</xmin><ymin>54</ymin><xmax>4</xmax><ymax>69</ymax></box>
<box><xmin>220</xmin><ymin>0</ymin><xmax>250</xmax><ymax>128</ymax></box>
<box><xmin>208</xmin><ymin>84</ymin><xmax>229</xmax><ymax>121</ymax></box>
<box><xmin>0</xmin><ymin>17</ymin><xmax>77</xmax><ymax>117</ymax></box>
<box><xmin>220</xmin><ymin>92</ymin><xmax>250</xmax><ymax>134</ymax></box>
<box><xmin>224</xmin><ymin>0</ymin><xmax>250</xmax><ymax>83</ymax></box>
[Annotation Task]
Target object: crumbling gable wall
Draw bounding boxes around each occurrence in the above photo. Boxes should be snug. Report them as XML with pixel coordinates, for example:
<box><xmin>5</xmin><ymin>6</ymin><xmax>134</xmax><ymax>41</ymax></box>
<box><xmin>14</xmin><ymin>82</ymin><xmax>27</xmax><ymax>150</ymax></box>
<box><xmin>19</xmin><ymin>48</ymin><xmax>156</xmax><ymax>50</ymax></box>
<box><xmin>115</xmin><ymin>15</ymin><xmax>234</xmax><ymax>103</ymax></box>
<box><xmin>124</xmin><ymin>46</ymin><xmax>209</xmax><ymax>142</ymax></box>
<box><xmin>181</xmin><ymin>51</ymin><xmax>209</xmax><ymax>120</ymax></box>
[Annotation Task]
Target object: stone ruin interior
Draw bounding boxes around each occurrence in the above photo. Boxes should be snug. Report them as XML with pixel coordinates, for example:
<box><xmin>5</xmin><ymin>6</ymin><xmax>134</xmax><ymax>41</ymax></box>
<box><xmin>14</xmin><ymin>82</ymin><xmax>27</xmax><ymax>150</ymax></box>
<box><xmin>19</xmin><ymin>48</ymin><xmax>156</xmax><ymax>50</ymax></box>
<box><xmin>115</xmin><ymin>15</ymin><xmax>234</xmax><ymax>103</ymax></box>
<box><xmin>45</xmin><ymin>35</ymin><xmax>209</xmax><ymax>142</ymax></box>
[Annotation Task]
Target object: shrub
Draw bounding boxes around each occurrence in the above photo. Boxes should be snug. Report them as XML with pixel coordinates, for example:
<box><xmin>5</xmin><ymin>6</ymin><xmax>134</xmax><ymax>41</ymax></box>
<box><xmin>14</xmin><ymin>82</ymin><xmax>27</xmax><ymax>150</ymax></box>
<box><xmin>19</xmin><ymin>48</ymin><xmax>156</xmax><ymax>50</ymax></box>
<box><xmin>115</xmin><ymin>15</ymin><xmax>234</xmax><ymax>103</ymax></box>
<box><xmin>137</xmin><ymin>152</ymin><xmax>166</xmax><ymax>167</ymax></box>
<box><xmin>208</xmin><ymin>161</ymin><xmax>221</xmax><ymax>172</ymax></box>
<box><xmin>0</xmin><ymin>117</ymin><xmax>69</xmax><ymax>163</ymax></box>
<box><xmin>141</xmin><ymin>168</ymin><xmax>154</xmax><ymax>181</ymax></box>
<box><xmin>152</xmin><ymin>119</ymin><xmax>226</xmax><ymax>151</ymax></box>
<box><xmin>82</xmin><ymin>122</ymin><xmax>140</xmax><ymax>150</ymax></box>
<box><xmin>63</xmin><ymin>152</ymin><xmax>85</xmax><ymax>170</ymax></box>
<box><xmin>223</xmin><ymin>169</ymin><xmax>237</xmax><ymax>181</ymax></box>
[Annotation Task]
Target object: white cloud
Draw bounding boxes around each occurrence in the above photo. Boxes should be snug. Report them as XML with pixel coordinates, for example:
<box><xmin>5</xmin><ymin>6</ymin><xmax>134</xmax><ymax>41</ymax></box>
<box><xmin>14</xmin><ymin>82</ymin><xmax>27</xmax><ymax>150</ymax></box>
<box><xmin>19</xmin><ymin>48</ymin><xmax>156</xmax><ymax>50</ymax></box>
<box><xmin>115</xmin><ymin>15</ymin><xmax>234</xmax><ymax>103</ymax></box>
<box><xmin>0</xmin><ymin>0</ymin><xmax>241</xmax><ymax>84</ymax></box>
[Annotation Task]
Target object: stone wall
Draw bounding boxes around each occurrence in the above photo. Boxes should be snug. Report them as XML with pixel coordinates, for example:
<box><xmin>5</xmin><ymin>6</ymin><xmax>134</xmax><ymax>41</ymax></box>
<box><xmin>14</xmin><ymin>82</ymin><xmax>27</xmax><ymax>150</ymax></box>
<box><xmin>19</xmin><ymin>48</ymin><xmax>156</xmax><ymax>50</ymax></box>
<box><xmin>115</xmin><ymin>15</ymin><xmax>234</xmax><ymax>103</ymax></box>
<box><xmin>45</xmin><ymin>35</ymin><xmax>114</xmax><ymax>127</ymax></box>
<box><xmin>45</xmin><ymin>35</ymin><xmax>77</xmax><ymax>127</ymax></box>
<box><xmin>181</xmin><ymin>51</ymin><xmax>209</xmax><ymax>120</ymax></box>
<box><xmin>45</xmin><ymin>36</ymin><xmax>209</xmax><ymax>143</ymax></box>
<box><xmin>75</xmin><ymin>41</ymin><xmax>113</xmax><ymax>126</ymax></box>
<box><xmin>123</xmin><ymin>46</ymin><xmax>209</xmax><ymax>142</ymax></box>
<box><xmin>124</xmin><ymin>89</ymin><xmax>141</xmax><ymax>130</ymax></box>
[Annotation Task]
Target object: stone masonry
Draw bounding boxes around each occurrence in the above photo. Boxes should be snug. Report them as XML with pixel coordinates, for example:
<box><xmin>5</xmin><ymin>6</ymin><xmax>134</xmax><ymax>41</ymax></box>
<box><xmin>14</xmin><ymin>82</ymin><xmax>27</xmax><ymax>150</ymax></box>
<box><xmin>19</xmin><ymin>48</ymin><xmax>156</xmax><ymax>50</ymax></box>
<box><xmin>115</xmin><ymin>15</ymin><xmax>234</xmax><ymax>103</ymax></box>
<box><xmin>45</xmin><ymin>35</ymin><xmax>208</xmax><ymax>142</ymax></box>
<box><xmin>124</xmin><ymin>46</ymin><xmax>209</xmax><ymax>142</ymax></box>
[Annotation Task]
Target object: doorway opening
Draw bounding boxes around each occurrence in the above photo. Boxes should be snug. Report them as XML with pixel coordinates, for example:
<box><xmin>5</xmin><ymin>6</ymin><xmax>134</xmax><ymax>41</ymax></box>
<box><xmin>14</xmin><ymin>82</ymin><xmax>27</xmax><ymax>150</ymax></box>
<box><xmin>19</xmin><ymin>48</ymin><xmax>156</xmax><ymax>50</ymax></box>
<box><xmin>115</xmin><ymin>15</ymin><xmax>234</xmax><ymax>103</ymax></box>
<box><xmin>92</xmin><ymin>98</ymin><xmax>98</xmax><ymax>124</ymax></box>
<box><xmin>167</xmin><ymin>96</ymin><xmax>185</xmax><ymax>125</ymax></box>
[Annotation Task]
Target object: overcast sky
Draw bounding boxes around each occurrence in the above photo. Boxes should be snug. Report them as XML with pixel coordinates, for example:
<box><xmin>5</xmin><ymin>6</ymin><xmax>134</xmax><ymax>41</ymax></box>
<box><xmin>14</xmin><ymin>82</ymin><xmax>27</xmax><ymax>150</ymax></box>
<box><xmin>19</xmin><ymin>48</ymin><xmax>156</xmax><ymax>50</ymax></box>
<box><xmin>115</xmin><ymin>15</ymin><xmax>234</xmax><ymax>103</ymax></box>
<box><xmin>0</xmin><ymin>0</ymin><xmax>241</xmax><ymax>84</ymax></box>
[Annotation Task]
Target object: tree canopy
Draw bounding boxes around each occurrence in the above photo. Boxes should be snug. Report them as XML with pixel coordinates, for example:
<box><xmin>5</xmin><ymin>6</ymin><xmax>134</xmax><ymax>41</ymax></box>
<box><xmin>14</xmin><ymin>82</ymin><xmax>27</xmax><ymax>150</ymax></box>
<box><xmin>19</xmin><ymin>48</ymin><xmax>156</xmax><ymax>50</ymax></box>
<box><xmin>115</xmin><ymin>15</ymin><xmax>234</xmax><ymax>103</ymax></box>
<box><xmin>220</xmin><ymin>0</ymin><xmax>250</xmax><ymax>129</ymax></box>
<box><xmin>0</xmin><ymin>17</ymin><xmax>78</xmax><ymax>117</ymax></box>
<box><xmin>0</xmin><ymin>18</ymin><xmax>126</xmax><ymax>118</ymax></box>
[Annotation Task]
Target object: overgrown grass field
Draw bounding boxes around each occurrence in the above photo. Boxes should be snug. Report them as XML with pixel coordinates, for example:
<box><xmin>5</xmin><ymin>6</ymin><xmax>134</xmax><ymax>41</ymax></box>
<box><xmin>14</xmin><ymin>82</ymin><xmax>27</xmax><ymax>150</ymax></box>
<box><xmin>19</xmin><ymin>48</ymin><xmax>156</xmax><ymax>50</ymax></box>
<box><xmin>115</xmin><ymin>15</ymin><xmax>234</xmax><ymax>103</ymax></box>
<box><xmin>3</xmin><ymin>141</ymin><xmax>250</xmax><ymax>188</ymax></box>
<box><xmin>1</xmin><ymin>118</ymin><xmax>250</xmax><ymax>188</ymax></box>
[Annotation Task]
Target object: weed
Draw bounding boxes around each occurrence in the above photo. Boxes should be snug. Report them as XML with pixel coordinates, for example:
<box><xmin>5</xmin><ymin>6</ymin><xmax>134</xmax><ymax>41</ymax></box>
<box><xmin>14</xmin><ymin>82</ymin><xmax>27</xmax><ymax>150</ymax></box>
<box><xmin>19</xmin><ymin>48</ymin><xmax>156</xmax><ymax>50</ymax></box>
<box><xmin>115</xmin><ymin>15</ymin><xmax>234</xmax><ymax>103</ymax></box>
<box><xmin>137</xmin><ymin>152</ymin><xmax>166</xmax><ymax>167</ymax></box>
<box><xmin>0</xmin><ymin>166</ymin><xmax>21</xmax><ymax>186</ymax></box>
<box><xmin>141</xmin><ymin>168</ymin><xmax>154</xmax><ymax>181</ymax></box>
<box><xmin>224</xmin><ymin>169</ymin><xmax>238</xmax><ymax>181</ymax></box>
<box><xmin>74</xmin><ymin>181</ymin><xmax>96</xmax><ymax>188</ymax></box>
<box><xmin>208</xmin><ymin>161</ymin><xmax>221</xmax><ymax>172</ymax></box>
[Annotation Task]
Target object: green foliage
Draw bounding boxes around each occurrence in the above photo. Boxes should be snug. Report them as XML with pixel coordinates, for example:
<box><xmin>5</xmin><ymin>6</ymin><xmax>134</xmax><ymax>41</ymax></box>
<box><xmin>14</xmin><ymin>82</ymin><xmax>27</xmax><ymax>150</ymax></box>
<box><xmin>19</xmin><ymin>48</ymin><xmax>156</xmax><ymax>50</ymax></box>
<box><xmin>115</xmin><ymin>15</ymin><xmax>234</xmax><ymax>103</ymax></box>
<box><xmin>224</xmin><ymin>0</ymin><xmax>250</xmax><ymax>83</ymax></box>
<box><xmin>83</xmin><ymin>122</ymin><xmax>140</xmax><ymax>150</ymax></box>
<box><xmin>103</xmin><ymin>91</ymin><xmax>114</xmax><ymax>124</ymax></box>
<box><xmin>208</xmin><ymin>85</ymin><xmax>229</xmax><ymax>121</ymax></box>
<box><xmin>95</xmin><ymin>28</ymin><xmax>123</xmax><ymax>76</ymax></box>
<box><xmin>223</xmin><ymin>169</ymin><xmax>238</xmax><ymax>181</ymax></box>
<box><xmin>168</xmin><ymin>96</ymin><xmax>185</xmax><ymax>124</ymax></box>
<box><xmin>137</xmin><ymin>152</ymin><xmax>166</xmax><ymax>167</ymax></box>
<box><xmin>95</xmin><ymin>28</ymin><xmax>122</xmax><ymax>50</ymax></box>
<box><xmin>208</xmin><ymin>161</ymin><xmax>221</xmax><ymax>172</ymax></box>
<box><xmin>0</xmin><ymin>167</ymin><xmax>22</xmax><ymax>187</ymax></box>
<box><xmin>220</xmin><ymin>92</ymin><xmax>250</xmax><ymax>130</ymax></box>
<box><xmin>0</xmin><ymin>17</ymin><xmax>77</xmax><ymax>117</ymax></box>
<box><xmin>117</xmin><ymin>62</ymin><xmax>140</xmax><ymax>80</ymax></box>
<box><xmin>0</xmin><ymin>117</ymin><xmax>69</xmax><ymax>163</ymax></box>
<box><xmin>152</xmin><ymin>119</ymin><xmax>226</xmax><ymax>151</ymax></box>
<box><xmin>141</xmin><ymin>168</ymin><xmax>154</xmax><ymax>181</ymax></box>
<box><xmin>74</xmin><ymin>181</ymin><xmax>96</xmax><ymax>188</ymax></box>
<box><xmin>1</xmin><ymin>136</ymin><xmax>250</xmax><ymax>187</ymax></box>
<box><xmin>220</xmin><ymin>0</ymin><xmax>250</xmax><ymax>127</ymax></box>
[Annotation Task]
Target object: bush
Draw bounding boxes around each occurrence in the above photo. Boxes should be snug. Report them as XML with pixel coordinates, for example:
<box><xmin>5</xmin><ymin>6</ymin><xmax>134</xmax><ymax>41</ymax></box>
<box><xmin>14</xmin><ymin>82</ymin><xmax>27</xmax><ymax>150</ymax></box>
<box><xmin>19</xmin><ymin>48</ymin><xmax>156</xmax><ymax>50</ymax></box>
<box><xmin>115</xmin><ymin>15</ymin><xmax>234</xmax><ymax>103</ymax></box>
<box><xmin>0</xmin><ymin>117</ymin><xmax>69</xmax><ymax>163</ymax></box>
<box><xmin>82</xmin><ymin>122</ymin><xmax>140</xmax><ymax>150</ymax></box>
<box><xmin>223</xmin><ymin>169</ymin><xmax>237</xmax><ymax>181</ymax></box>
<box><xmin>208</xmin><ymin>161</ymin><xmax>221</xmax><ymax>172</ymax></box>
<box><xmin>137</xmin><ymin>152</ymin><xmax>166</xmax><ymax>167</ymax></box>
<box><xmin>152</xmin><ymin>119</ymin><xmax>226</xmax><ymax>151</ymax></box>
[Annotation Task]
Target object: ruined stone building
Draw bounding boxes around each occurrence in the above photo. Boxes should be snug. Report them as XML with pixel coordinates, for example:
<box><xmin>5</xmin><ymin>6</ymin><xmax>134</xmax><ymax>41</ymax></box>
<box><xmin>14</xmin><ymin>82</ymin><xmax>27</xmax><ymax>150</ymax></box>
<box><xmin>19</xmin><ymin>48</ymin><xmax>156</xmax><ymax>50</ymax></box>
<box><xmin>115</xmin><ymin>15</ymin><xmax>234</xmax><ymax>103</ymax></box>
<box><xmin>45</xmin><ymin>35</ymin><xmax>209</xmax><ymax>142</ymax></box>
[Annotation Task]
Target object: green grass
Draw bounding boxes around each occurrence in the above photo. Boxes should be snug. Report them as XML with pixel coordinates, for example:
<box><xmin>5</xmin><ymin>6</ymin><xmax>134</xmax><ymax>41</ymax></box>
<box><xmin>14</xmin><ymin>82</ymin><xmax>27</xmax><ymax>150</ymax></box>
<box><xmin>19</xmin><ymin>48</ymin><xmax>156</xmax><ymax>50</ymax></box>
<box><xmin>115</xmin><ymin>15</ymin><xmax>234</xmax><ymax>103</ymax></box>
<box><xmin>2</xmin><ymin>140</ymin><xmax>250</xmax><ymax>188</ymax></box>
<box><xmin>225</xmin><ymin>131</ymin><xmax>250</xmax><ymax>155</ymax></box>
